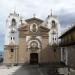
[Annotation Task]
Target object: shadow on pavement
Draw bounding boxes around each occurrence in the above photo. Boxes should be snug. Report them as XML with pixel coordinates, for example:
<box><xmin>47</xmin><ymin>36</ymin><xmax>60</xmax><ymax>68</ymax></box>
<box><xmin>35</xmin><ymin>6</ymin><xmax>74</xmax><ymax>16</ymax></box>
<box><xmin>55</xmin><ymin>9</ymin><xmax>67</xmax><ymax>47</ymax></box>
<box><xmin>12</xmin><ymin>63</ymin><xmax>61</xmax><ymax>75</ymax></box>
<box><xmin>12</xmin><ymin>64</ymin><xmax>41</xmax><ymax>75</ymax></box>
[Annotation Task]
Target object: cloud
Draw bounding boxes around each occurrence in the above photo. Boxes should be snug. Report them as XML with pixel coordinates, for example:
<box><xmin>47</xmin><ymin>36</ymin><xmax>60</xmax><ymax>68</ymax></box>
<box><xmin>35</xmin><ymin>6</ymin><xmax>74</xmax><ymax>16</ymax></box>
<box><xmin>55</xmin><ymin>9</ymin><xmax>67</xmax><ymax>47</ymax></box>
<box><xmin>0</xmin><ymin>0</ymin><xmax>75</xmax><ymax>34</ymax></box>
<box><xmin>59</xmin><ymin>11</ymin><xmax>75</xmax><ymax>26</ymax></box>
<box><xmin>0</xmin><ymin>0</ymin><xmax>75</xmax><ymax>51</ymax></box>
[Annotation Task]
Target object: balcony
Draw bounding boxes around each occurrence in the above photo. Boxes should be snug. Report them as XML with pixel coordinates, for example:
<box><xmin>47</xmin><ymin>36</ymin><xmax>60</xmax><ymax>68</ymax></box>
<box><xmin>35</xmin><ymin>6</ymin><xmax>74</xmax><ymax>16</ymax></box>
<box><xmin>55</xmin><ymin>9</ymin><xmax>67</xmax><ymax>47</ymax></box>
<box><xmin>59</xmin><ymin>40</ymin><xmax>75</xmax><ymax>47</ymax></box>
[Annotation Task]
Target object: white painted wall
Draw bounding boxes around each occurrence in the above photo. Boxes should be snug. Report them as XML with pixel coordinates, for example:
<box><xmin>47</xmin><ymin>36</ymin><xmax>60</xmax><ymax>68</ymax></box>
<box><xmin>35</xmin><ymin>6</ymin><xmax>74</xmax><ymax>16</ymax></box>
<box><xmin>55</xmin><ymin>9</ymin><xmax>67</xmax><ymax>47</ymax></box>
<box><xmin>46</xmin><ymin>15</ymin><xmax>61</xmax><ymax>45</ymax></box>
<box><xmin>5</xmin><ymin>12</ymin><xmax>21</xmax><ymax>45</ymax></box>
<box><xmin>5</xmin><ymin>13</ymin><xmax>61</xmax><ymax>47</ymax></box>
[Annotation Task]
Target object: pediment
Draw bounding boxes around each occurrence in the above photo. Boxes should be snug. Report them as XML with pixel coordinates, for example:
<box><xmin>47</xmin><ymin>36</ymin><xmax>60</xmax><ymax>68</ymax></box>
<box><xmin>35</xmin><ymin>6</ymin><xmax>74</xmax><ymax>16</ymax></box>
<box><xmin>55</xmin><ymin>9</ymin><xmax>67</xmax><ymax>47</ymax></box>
<box><xmin>18</xmin><ymin>23</ymin><xmax>50</xmax><ymax>38</ymax></box>
<box><xmin>25</xmin><ymin>17</ymin><xmax>43</xmax><ymax>25</ymax></box>
<box><xmin>18</xmin><ymin>24</ymin><xmax>50</xmax><ymax>32</ymax></box>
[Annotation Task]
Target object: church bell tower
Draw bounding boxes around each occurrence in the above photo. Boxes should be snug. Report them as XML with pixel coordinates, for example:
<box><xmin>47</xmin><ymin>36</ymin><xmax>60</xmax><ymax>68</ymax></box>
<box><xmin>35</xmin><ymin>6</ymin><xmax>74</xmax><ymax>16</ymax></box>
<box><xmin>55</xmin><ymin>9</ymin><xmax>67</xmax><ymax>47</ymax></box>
<box><xmin>5</xmin><ymin>11</ymin><xmax>21</xmax><ymax>45</ymax></box>
<box><xmin>46</xmin><ymin>11</ymin><xmax>61</xmax><ymax>46</ymax></box>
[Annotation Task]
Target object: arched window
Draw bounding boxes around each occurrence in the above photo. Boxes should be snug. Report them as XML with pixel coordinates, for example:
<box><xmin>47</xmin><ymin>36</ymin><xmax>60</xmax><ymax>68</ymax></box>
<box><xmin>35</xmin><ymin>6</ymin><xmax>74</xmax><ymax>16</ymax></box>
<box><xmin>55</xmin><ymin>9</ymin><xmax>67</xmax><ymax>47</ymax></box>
<box><xmin>11</xmin><ymin>48</ymin><xmax>14</xmax><ymax>52</ymax></box>
<box><xmin>10</xmin><ymin>37</ymin><xmax>15</xmax><ymax>40</ymax></box>
<box><xmin>12</xmin><ymin>19</ymin><xmax>16</xmax><ymax>26</ymax></box>
<box><xmin>51</xmin><ymin>20</ymin><xmax>56</xmax><ymax>28</ymax></box>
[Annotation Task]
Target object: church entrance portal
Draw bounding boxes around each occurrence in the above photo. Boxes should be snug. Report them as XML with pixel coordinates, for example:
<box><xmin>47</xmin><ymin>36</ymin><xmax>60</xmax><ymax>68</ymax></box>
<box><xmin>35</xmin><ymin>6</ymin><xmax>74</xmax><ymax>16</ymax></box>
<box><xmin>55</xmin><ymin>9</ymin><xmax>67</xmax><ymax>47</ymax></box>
<box><xmin>30</xmin><ymin>53</ymin><xmax>38</xmax><ymax>64</ymax></box>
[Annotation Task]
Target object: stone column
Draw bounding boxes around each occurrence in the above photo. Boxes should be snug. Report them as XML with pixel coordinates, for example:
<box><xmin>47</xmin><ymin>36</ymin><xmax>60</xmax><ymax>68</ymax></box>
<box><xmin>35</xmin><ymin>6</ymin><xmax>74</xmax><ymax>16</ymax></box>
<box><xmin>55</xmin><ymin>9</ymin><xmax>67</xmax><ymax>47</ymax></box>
<box><xmin>61</xmin><ymin>47</ymin><xmax>64</xmax><ymax>62</ymax></box>
<box><xmin>65</xmin><ymin>47</ymin><xmax>68</xmax><ymax>65</ymax></box>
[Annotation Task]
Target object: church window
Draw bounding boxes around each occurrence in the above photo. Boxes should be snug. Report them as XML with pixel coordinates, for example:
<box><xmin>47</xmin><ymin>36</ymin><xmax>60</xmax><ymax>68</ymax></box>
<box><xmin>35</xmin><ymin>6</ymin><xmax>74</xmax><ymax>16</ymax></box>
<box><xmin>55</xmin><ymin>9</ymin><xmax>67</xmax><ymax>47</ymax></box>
<box><xmin>11</xmin><ymin>19</ymin><xmax>16</xmax><ymax>26</ymax></box>
<box><xmin>51</xmin><ymin>20</ymin><xmax>56</xmax><ymax>28</ymax></box>
<box><xmin>53</xmin><ymin>38</ymin><xmax>54</xmax><ymax>40</ymax></box>
<box><xmin>53</xmin><ymin>38</ymin><xmax>56</xmax><ymax>41</ymax></box>
<box><xmin>11</xmin><ymin>48</ymin><xmax>14</xmax><ymax>52</ymax></box>
<box><xmin>55</xmin><ymin>38</ymin><xmax>56</xmax><ymax>40</ymax></box>
<box><xmin>13</xmin><ymin>37</ymin><xmax>15</xmax><ymax>40</ymax></box>
<box><xmin>11</xmin><ymin>37</ymin><xmax>15</xmax><ymax>40</ymax></box>
<box><xmin>11</xmin><ymin>37</ymin><xmax>12</xmax><ymax>40</ymax></box>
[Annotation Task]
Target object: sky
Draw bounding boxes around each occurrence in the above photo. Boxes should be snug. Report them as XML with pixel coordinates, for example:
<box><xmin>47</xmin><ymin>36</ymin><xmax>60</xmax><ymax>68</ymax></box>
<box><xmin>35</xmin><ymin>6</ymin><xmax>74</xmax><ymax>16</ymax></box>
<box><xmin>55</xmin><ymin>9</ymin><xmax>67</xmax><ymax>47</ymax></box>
<box><xmin>0</xmin><ymin>0</ymin><xmax>75</xmax><ymax>51</ymax></box>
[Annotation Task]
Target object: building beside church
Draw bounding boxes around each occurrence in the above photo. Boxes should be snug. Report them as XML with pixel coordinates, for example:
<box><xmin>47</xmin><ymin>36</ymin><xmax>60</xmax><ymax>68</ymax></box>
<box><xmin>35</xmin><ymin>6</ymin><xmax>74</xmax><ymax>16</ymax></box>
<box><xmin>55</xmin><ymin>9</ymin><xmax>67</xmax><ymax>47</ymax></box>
<box><xmin>59</xmin><ymin>24</ymin><xmax>75</xmax><ymax>69</ymax></box>
<box><xmin>3</xmin><ymin>11</ymin><xmax>61</xmax><ymax>65</ymax></box>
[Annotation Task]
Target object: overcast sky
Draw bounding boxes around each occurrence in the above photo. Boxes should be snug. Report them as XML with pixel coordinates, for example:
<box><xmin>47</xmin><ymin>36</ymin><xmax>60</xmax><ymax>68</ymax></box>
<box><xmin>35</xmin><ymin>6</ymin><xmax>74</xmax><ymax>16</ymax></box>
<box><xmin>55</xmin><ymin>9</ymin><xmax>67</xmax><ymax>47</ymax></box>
<box><xmin>0</xmin><ymin>0</ymin><xmax>75</xmax><ymax>34</ymax></box>
<box><xmin>0</xmin><ymin>0</ymin><xmax>75</xmax><ymax>51</ymax></box>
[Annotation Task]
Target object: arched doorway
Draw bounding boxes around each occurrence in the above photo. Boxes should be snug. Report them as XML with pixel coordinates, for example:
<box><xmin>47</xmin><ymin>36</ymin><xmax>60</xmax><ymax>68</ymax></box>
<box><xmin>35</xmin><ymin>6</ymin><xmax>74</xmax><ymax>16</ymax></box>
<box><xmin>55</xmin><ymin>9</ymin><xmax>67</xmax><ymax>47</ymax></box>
<box><xmin>27</xmin><ymin>39</ymin><xmax>41</xmax><ymax>64</ymax></box>
<box><xmin>30</xmin><ymin>53</ymin><xmax>38</xmax><ymax>64</ymax></box>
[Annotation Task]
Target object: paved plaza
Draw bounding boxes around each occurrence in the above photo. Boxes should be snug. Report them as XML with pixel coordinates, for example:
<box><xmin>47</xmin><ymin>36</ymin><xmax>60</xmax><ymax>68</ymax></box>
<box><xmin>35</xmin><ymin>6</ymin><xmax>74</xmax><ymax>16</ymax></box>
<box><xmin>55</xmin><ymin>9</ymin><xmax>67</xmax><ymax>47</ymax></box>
<box><xmin>0</xmin><ymin>64</ymin><xmax>75</xmax><ymax>75</ymax></box>
<box><xmin>0</xmin><ymin>64</ymin><xmax>57</xmax><ymax>75</ymax></box>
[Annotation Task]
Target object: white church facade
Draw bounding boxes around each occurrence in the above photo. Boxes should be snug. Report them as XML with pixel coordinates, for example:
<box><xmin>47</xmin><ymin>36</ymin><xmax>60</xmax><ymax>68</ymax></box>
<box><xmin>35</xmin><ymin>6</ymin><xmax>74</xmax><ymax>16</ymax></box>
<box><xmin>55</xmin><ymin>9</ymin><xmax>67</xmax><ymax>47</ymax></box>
<box><xmin>3</xmin><ymin>11</ymin><xmax>61</xmax><ymax>65</ymax></box>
